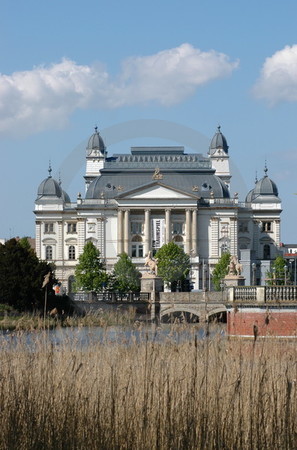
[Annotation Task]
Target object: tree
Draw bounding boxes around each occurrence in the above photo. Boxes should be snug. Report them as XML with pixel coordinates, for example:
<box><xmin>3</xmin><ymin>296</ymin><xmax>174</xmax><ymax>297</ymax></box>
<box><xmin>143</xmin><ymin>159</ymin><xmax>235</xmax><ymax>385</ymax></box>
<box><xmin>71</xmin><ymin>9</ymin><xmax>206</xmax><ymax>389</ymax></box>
<box><xmin>266</xmin><ymin>256</ymin><xmax>288</xmax><ymax>285</ymax></box>
<box><xmin>212</xmin><ymin>252</ymin><xmax>231</xmax><ymax>291</ymax></box>
<box><xmin>155</xmin><ymin>242</ymin><xmax>190</xmax><ymax>290</ymax></box>
<box><xmin>74</xmin><ymin>242</ymin><xmax>108</xmax><ymax>292</ymax></box>
<box><xmin>111</xmin><ymin>253</ymin><xmax>141</xmax><ymax>293</ymax></box>
<box><xmin>0</xmin><ymin>238</ymin><xmax>55</xmax><ymax>311</ymax></box>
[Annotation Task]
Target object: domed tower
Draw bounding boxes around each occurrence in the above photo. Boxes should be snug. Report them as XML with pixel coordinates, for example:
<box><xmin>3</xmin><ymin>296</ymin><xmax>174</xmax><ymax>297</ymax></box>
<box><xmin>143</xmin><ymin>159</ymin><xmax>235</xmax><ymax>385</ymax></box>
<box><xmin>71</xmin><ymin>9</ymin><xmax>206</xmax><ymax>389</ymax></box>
<box><xmin>85</xmin><ymin>126</ymin><xmax>106</xmax><ymax>192</ymax></box>
<box><xmin>245</xmin><ymin>164</ymin><xmax>282</xmax><ymax>261</ymax></box>
<box><xmin>208</xmin><ymin>126</ymin><xmax>231</xmax><ymax>192</ymax></box>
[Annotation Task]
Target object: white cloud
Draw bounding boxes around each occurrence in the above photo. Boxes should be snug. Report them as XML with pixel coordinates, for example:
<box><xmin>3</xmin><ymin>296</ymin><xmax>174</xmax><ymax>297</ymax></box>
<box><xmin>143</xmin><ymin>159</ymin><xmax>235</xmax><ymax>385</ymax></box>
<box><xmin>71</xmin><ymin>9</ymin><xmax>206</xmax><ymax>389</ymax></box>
<box><xmin>253</xmin><ymin>45</ymin><xmax>297</xmax><ymax>104</ymax></box>
<box><xmin>0</xmin><ymin>44</ymin><xmax>238</xmax><ymax>136</ymax></box>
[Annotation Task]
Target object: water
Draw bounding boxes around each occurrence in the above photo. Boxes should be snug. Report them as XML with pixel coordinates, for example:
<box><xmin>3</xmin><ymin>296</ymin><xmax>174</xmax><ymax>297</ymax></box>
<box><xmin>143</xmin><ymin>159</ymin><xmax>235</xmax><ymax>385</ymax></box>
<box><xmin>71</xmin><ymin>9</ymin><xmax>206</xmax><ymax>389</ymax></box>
<box><xmin>0</xmin><ymin>323</ymin><xmax>225</xmax><ymax>350</ymax></box>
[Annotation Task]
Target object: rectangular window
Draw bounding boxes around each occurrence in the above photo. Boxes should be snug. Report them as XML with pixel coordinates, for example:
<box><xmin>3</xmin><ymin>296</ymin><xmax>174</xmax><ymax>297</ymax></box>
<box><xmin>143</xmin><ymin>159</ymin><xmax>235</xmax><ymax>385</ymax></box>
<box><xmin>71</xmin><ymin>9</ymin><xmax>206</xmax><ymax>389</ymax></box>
<box><xmin>131</xmin><ymin>244</ymin><xmax>143</xmax><ymax>258</ymax></box>
<box><xmin>131</xmin><ymin>222</ymin><xmax>143</xmax><ymax>235</ymax></box>
<box><xmin>44</xmin><ymin>223</ymin><xmax>54</xmax><ymax>233</ymax></box>
<box><xmin>67</xmin><ymin>223</ymin><xmax>77</xmax><ymax>233</ymax></box>
<box><xmin>172</xmin><ymin>222</ymin><xmax>183</xmax><ymax>235</ymax></box>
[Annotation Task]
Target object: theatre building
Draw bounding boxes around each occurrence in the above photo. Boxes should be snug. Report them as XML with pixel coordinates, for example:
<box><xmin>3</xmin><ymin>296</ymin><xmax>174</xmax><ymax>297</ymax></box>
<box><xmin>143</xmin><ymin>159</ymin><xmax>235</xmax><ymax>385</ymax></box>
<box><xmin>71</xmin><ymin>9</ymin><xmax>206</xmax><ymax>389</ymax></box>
<box><xmin>34</xmin><ymin>126</ymin><xmax>282</xmax><ymax>293</ymax></box>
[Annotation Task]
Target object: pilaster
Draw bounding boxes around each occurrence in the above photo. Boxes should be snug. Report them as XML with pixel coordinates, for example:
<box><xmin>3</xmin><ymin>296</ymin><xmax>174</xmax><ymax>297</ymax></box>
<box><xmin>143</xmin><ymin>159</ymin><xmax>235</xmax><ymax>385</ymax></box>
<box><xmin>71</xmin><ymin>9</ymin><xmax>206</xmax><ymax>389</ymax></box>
<box><xmin>210</xmin><ymin>217</ymin><xmax>219</xmax><ymax>257</ymax></box>
<box><xmin>230</xmin><ymin>217</ymin><xmax>238</xmax><ymax>256</ymax></box>
<box><xmin>77</xmin><ymin>218</ymin><xmax>86</xmax><ymax>256</ymax></box>
<box><xmin>35</xmin><ymin>221</ymin><xmax>41</xmax><ymax>259</ymax></box>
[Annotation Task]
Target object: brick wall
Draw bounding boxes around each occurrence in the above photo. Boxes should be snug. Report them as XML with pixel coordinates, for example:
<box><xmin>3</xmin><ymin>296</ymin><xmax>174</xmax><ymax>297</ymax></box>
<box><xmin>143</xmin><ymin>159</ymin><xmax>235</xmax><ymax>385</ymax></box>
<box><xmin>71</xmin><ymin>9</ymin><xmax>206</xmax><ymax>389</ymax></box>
<box><xmin>227</xmin><ymin>306</ymin><xmax>297</xmax><ymax>337</ymax></box>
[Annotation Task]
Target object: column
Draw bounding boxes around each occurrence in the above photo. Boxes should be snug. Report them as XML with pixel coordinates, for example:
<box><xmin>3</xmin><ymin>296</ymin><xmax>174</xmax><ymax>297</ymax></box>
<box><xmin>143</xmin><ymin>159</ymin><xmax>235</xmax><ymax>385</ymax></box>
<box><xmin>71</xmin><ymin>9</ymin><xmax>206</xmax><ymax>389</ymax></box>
<box><xmin>191</xmin><ymin>209</ymin><xmax>197</xmax><ymax>256</ymax></box>
<box><xmin>117</xmin><ymin>209</ymin><xmax>124</xmax><ymax>255</ymax></box>
<box><xmin>124</xmin><ymin>209</ymin><xmax>130</xmax><ymax>254</ymax></box>
<box><xmin>185</xmin><ymin>209</ymin><xmax>191</xmax><ymax>254</ymax></box>
<box><xmin>165</xmin><ymin>208</ymin><xmax>171</xmax><ymax>244</ymax></box>
<box><xmin>144</xmin><ymin>209</ymin><xmax>151</xmax><ymax>256</ymax></box>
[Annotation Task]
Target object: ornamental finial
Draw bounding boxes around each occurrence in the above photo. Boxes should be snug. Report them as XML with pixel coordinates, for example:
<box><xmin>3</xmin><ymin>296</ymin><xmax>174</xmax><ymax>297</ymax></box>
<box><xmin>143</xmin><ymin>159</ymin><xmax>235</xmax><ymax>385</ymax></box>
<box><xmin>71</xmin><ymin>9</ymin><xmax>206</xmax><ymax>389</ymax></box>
<box><xmin>48</xmin><ymin>161</ymin><xmax>52</xmax><ymax>177</ymax></box>
<box><xmin>264</xmin><ymin>160</ymin><xmax>268</xmax><ymax>176</ymax></box>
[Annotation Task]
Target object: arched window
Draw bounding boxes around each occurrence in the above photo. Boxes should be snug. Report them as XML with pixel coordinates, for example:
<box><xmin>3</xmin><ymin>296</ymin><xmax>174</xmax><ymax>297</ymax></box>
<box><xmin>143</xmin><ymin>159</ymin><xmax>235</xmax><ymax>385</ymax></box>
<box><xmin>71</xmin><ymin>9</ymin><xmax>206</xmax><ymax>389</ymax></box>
<box><xmin>45</xmin><ymin>245</ymin><xmax>53</xmax><ymax>260</ymax></box>
<box><xmin>69</xmin><ymin>245</ymin><xmax>76</xmax><ymax>260</ymax></box>
<box><xmin>263</xmin><ymin>244</ymin><xmax>270</xmax><ymax>260</ymax></box>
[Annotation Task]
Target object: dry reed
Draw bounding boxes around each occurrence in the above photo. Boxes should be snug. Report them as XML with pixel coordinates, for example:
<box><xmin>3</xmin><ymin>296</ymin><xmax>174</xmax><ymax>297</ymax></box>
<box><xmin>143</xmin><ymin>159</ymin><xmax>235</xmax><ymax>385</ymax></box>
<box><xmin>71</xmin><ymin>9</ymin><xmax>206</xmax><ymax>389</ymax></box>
<box><xmin>0</xmin><ymin>327</ymin><xmax>296</xmax><ymax>449</ymax></box>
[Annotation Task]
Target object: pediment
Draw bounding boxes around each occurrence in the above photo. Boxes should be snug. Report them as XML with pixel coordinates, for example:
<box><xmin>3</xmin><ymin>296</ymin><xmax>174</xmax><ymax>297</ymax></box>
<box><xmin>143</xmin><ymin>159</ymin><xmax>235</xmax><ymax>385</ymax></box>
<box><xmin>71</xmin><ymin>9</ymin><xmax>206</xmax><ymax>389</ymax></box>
<box><xmin>118</xmin><ymin>182</ymin><xmax>197</xmax><ymax>200</ymax></box>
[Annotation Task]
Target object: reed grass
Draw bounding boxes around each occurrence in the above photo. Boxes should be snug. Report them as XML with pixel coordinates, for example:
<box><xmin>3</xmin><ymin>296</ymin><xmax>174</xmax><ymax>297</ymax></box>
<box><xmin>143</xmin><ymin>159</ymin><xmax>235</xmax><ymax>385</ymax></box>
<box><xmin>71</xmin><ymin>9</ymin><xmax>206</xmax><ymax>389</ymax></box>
<box><xmin>0</xmin><ymin>327</ymin><xmax>296</xmax><ymax>449</ymax></box>
<box><xmin>0</xmin><ymin>307</ymin><xmax>136</xmax><ymax>331</ymax></box>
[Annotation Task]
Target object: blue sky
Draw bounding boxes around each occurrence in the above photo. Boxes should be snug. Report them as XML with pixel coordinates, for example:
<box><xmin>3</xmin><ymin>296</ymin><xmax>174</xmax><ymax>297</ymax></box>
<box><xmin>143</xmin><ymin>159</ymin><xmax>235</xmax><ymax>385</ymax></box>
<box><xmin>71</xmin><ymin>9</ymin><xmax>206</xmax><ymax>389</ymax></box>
<box><xmin>1</xmin><ymin>0</ymin><xmax>297</xmax><ymax>242</ymax></box>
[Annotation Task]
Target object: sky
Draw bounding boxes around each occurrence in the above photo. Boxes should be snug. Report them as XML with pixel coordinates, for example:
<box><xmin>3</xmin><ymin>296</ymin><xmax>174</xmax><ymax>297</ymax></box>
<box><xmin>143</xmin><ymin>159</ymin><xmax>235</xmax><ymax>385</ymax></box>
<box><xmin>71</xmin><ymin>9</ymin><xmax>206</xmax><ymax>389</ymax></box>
<box><xmin>1</xmin><ymin>0</ymin><xmax>297</xmax><ymax>242</ymax></box>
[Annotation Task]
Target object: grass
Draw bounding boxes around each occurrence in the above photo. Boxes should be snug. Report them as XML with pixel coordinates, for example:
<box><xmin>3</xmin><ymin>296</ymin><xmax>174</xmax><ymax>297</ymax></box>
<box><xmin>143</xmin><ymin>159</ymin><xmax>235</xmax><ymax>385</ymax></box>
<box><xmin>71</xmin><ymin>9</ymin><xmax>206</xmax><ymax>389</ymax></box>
<box><xmin>0</xmin><ymin>327</ymin><xmax>296</xmax><ymax>449</ymax></box>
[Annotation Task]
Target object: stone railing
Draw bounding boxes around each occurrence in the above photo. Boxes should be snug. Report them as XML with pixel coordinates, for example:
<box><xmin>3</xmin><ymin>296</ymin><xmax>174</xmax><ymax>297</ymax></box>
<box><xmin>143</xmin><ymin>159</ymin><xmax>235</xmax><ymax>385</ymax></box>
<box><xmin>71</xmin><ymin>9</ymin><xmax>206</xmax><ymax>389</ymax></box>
<box><xmin>266</xmin><ymin>286</ymin><xmax>297</xmax><ymax>302</ymax></box>
<box><xmin>233</xmin><ymin>286</ymin><xmax>257</xmax><ymax>301</ymax></box>
<box><xmin>228</xmin><ymin>285</ymin><xmax>297</xmax><ymax>303</ymax></box>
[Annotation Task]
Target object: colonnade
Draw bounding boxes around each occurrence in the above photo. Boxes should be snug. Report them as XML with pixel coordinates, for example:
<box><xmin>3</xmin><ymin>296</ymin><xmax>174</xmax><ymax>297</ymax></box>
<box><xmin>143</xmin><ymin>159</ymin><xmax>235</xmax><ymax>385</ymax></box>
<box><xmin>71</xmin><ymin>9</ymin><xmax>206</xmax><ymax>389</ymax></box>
<box><xmin>117</xmin><ymin>208</ymin><xmax>198</xmax><ymax>256</ymax></box>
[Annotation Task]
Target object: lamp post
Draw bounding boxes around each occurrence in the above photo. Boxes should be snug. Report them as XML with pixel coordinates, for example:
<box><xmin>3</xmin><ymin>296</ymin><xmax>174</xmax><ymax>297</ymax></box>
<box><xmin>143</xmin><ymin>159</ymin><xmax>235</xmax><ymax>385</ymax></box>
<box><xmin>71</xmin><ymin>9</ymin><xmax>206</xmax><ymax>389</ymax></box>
<box><xmin>284</xmin><ymin>265</ymin><xmax>288</xmax><ymax>285</ymax></box>
<box><xmin>252</xmin><ymin>263</ymin><xmax>256</xmax><ymax>286</ymax></box>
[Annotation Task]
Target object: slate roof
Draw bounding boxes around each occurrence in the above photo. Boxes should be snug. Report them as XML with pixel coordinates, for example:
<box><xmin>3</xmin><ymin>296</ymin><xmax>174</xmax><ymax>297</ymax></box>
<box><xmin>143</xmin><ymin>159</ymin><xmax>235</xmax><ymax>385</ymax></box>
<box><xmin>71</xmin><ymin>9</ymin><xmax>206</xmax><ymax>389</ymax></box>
<box><xmin>86</xmin><ymin>147</ymin><xmax>230</xmax><ymax>200</ymax></box>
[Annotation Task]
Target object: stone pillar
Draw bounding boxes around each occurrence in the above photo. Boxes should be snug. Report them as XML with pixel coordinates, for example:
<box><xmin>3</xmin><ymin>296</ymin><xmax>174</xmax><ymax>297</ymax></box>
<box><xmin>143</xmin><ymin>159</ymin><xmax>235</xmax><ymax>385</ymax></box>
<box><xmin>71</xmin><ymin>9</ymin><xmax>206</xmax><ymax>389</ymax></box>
<box><xmin>191</xmin><ymin>209</ymin><xmax>197</xmax><ymax>255</ymax></box>
<box><xmin>185</xmin><ymin>209</ymin><xmax>191</xmax><ymax>254</ymax></box>
<box><xmin>124</xmin><ymin>209</ymin><xmax>130</xmax><ymax>254</ymax></box>
<box><xmin>35</xmin><ymin>221</ymin><xmax>41</xmax><ymax>259</ymax></box>
<box><xmin>117</xmin><ymin>209</ymin><xmax>124</xmax><ymax>255</ymax></box>
<box><xmin>165</xmin><ymin>208</ymin><xmax>171</xmax><ymax>244</ymax></box>
<box><xmin>144</xmin><ymin>209</ymin><xmax>151</xmax><ymax>256</ymax></box>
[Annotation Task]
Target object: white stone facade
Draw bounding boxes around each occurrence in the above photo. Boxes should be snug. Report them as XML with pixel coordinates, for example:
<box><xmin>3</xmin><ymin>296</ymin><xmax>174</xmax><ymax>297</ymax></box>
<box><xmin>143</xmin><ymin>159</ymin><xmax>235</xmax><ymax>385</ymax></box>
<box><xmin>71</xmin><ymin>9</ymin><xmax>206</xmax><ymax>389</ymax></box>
<box><xmin>34</xmin><ymin>128</ymin><xmax>282</xmax><ymax>291</ymax></box>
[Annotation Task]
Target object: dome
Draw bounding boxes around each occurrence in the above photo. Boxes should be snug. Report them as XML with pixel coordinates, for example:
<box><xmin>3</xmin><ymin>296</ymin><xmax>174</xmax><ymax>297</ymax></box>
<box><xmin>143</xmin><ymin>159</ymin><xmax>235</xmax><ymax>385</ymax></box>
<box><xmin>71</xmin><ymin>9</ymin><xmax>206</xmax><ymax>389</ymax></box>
<box><xmin>87</xmin><ymin>126</ymin><xmax>106</xmax><ymax>155</ymax></box>
<box><xmin>209</xmin><ymin>126</ymin><xmax>229</xmax><ymax>155</ymax></box>
<box><xmin>253</xmin><ymin>174</ymin><xmax>278</xmax><ymax>197</ymax></box>
<box><xmin>61</xmin><ymin>189</ymin><xmax>71</xmax><ymax>203</ymax></box>
<box><xmin>36</xmin><ymin>166</ymin><xmax>70</xmax><ymax>202</ymax></box>
<box><xmin>245</xmin><ymin>188</ymin><xmax>255</xmax><ymax>203</ymax></box>
<box><xmin>245</xmin><ymin>167</ymin><xmax>280</xmax><ymax>203</ymax></box>
<box><xmin>37</xmin><ymin>176</ymin><xmax>62</xmax><ymax>199</ymax></box>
